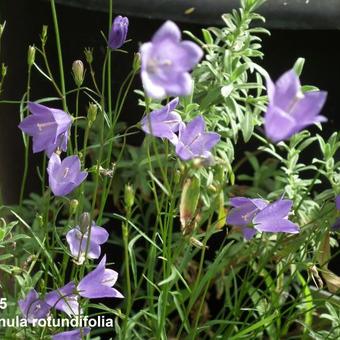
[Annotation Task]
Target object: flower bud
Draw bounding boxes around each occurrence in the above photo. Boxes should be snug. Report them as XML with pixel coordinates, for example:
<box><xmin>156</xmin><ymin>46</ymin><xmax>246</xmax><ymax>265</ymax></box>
<box><xmin>84</xmin><ymin>47</ymin><xmax>93</xmax><ymax>64</ymax></box>
<box><xmin>108</xmin><ymin>15</ymin><xmax>129</xmax><ymax>50</ymax></box>
<box><xmin>132</xmin><ymin>52</ymin><xmax>141</xmax><ymax>71</ymax></box>
<box><xmin>79</xmin><ymin>212</ymin><xmax>91</xmax><ymax>233</ymax></box>
<box><xmin>216</xmin><ymin>191</ymin><xmax>226</xmax><ymax>229</ymax></box>
<box><xmin>36</xmin><ymin>215</ymin><xmax>44</xmax><ymax>227</ymax></box>
<box><xmin>0</xmin><ymin>218</ymin><xmax>6</xmax><ymax>241</ymax></box>
<box><xmin>0</xmin><ymin>21</ymin><xmax>6</xmax><ymax>39</ymax></box>
<box><xmin>69</xmin><ymin>199</ymin><xmax>79</xmax><ymax>215</ymax></box>
<box><xmin>189</xmin><ymin>236</ymin><xmax>207</xmax><ymax>249</ymax></box>
<box><xmin>87</xmin><ymin>102</ymin><xmax>98</xmax><ymax>127</ymax></box>
<box><xmin>27</xmin><ymin>45</ymin><xmax>36</xmax><ymax>67</ymax></box>
<box><xmin>180</xmin><ymin>176</ymin><xmax>200</xmax><ymax>235</ymax></box>
<box><xmin>41</xmin><ymin>25</ymin><xmax>48</xmax><ymax>45</ymax></box>
<box><xmin>1</xmin><ymin>63</ymin><xmax>7</xmax><ymax>78</ymax></box>
<box><xmin>124</xmin><ymin>184</ymin><xmax>135</xmax><ymax>210</ymax></box>
<box><xmin>72</xmin><ymin>60</ymin><xmax>85</xmax><ymax>87</ymax></box>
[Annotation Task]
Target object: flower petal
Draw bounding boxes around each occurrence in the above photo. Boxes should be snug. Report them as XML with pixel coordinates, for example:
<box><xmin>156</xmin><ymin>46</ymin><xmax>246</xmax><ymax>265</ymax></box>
<box><xmin>253</xmin><ymin>199</ymin><xmax>293</xmax><ymax>224</ymax></box>
<box><xmin>264</xmin><ymin>105</ymin><xmax>296</xmax><ymax>142</ymax></box>
<box><xmin>152</xmin><ymin>20</ymin><xmax>181</xmax><ymax>43</ymax></box>
<box><xmin>255</xmin><ymin>218</ymin><xmax>299</xmax><ymax>234</ymax></box>
<box><xmin>273</xmin><ymin>69</ymin><xmax>300</xmax><ymax>110</ymax></box>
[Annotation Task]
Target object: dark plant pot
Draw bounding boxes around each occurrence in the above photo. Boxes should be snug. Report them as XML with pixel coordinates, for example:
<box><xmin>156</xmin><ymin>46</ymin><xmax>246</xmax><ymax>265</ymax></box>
<box><xmin>54</xmin><ymin>0</ymin><xmax>340</xmax><ymax>29</ymax></box>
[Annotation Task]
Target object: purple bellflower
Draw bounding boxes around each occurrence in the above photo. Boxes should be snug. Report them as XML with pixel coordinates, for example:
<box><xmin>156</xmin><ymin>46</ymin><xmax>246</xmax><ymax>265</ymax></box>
<box><xmin>45</xmin><ymin>282</ymin><xmax>81</xmax><ymax>317</ymax></box>
<box><xmin>140</xmin><ymin>20</ymin><xmax>203</xmax><ymax>99</ymax></box>
<box><xmin>18</xmin><ymin>102</ymin><xmax>72</xmax><ymax>157</ymax></box>
<box><xmin>52</xmin><ymin>328</ymin><xmax>90</xmax><ymax>340</ymax></box>
<box><xmin>18</xmin><ymin>289</ymin><xmax>50</xmax><ymax>323</ymax></box>
<box><xmin>140</xmin><ymin>97</ymin><xmax>182</xmax><ymax>143</ymax></box>
<box><xmin>175</xmin><ymin>115</ymin><xmax>220</xmax><ymax>161</ymax></box>
<box><xmin>253</xmin><ymin>199</ymin><xmax>300</xmax><ymax>234</ymax></box>
<box><xmin>77</xmin><ymin>255</ymin><xmax>124</xmax><ymax>299</ymax></box>
<box><xmin>227</xmin><ymin>197</ymin><xmax>268</xmax><ymax>240</ymax></box>
<box><xmin>336</xmin><ymin>195</ymin><xmax>340</xmax><ymax>211</ymax></box>
<box><xmin>66</xmin><ymin>221</ymin><xmax>109</xmax><ymax>261</ymax></box>
<box><xmin>332</xmin><ymin>195</ymin><xmax>340</xmax><ymax>230</ymax></box>
<box><xmin>265</xmin><ymin>69</ymin><xmax>327</xmax><ymax>142</ymax></box>
<box><xmin>108</xmin><ymin>15</ymin><xmax>129</xmax><ymax>49</ymax></box>
<box><xmin>47</xmin><ymin>154</ymin><xmax>87</xmax><ymax>197</ymax></box>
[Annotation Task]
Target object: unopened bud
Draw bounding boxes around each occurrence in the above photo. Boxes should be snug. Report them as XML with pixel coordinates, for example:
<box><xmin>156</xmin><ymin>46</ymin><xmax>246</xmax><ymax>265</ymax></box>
<box><xmin>108</xmin><ymin>15</ymin><xmax>129</xmax><ymax>50</ymax></box>
<box><xmin>72</xmin><ymin>60</ymin><xmax>85</xmax><ymax>87</ymax></box>
<box><xmin>79</xmin><ymin>212</ymin><xmax>91</xmax><ymax>233</ymax></box>
<box><xmin>0</xmin><ymin>21</ymin><xmax>6</xmax><ymax>39</ymax></box>
<box><xmin>84</xmin><ymin>47</ymin><xmax>93</xmax><ymax>64</ymax></box>
<box><xmin>36</xmin><ymin>215</ymin><xmax>44</xmax><ymax>227</ymax></box>
<box><xmin>11</xmin><ymin>266</ymin><xmax>22</xmax><ymax>275</ymax></box>
<box><xmin>216</xmin><ymin>191</ymin><xmax>226</xmax><ymax>229</ymax></box>
<box><xmin>0</xmin><ymin>218</ymin><xmax>6</xmax><ymax>241</ymax></box>
<box><xmin>87</xmin><ymin>102</ymin><xmax>98</xmax><ymax>127</ymax></box>
<box><xmin>27</xmin><ymin>45</ymin><xmax>36</xmax><ymax>67</ymax></box>
<box><xmin>124</xmin><ymin>184</ymin><xmax>135</xmax><ymax>210</ymax></box>
<box><xmin>41</xmin><ymin>25</ymin><xmax>48</xmax><ymax>45</ymax></box>
<box><xmin>132</xmin><ymin>52</ymin><xmax>141</xmax><ymax>71</ymax></box>
<box><xmin>189</xmin><ymin>237</ymin><xmax>207</xmax><ymax>249</ymax></box>
<box><xmin>174</xmin><ymin>170</ymin><xmax>181</xmax><ymax>184</ymax></box>
<box><xmin>69</xmin><ymin>199</ymin><xmax>79</xmax><ymax>215</ymax></box>
<box><xmin>180</xmin><ymin>176</ymin><xmax>200</xmax><ymax>235</ymax></box>
<box><xmin>1</xmin><ymin>63</ymin><xmax>7</xmax><ymax>78</ymax></box>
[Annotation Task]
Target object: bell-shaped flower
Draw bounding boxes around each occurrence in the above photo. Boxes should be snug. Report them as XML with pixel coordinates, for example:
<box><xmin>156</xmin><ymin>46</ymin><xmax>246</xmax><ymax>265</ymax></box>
<box><xmin>140</xmin><ymin>20</ymin><xmax>203</xmax><ymax>99</ymax></box>
<box><xmin>227</xmin><ymin>197</ymin><xmax>268</xmax><ymax>240</ymax></box>
<box><xmin>18</xmin><ymin>102</ymin><xmax>72</xmax><ymax>156</ymax></box>
<box><xmin>336</xmin><ymin>195</ymin><xmax>340</xmax><ymax>211</ymax></box>
<box><xmin>264</xmin><ymin>69</ymin><xmax>327</xmax><ymax>142</ymax></box>
<box><xmin>332</xmin><ymin>195</ymin><xmax>340</xmax><ymax>230</ymax></box>
<box><xmin>108</xmin><ymin>15</ymin><xmax>129</xmax><ymax>49</ymax></box>
<box><xmin>66</xmin><ymin>221</ymin><xmax>109</xmax><ymax>261</ymax></box>
<box><xmin>253</xmin><ymin>199</ymin><xmax>300</xmax><ymax>234</ymax></box>
<box><xmin>18</xmin><ymin>289</ymin><xmax>50</xmax><ymax>323</ymax></box>
<box><xmin>52</xmin><ymin>328</ymin><xmax>90</xmax><ymax>340</ymax></box>
<box><xmin>175</xmin><ymin>115</ymin><xmax>220</xmax><ymax>161</ymax></box>
<box><xmin>47</xmin><ymin>154</ymin><xmax>87</xmax><ymax>197</ymax></box>
<box><xmin>77</xmin><ymin>255</ymin><xmax>123</xmax><ymax>299</ymax></box>
<box><xmin>140</xmin><ymin>97</ymin><xmax>182</xmax><ymax>143</ymax></box>
<box><xmin>45</xmin><ymin>282</ymin><xmax>81</xmax><ymax>317</ymax></box>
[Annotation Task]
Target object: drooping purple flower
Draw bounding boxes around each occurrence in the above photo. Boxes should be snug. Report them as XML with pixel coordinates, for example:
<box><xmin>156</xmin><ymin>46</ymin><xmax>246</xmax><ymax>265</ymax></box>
<box><xmin>45</xmin><ymin>282</ymin><xmax>81</xmax><ymax>317</ymax></box>
<box><xmin>332</xmin><ymin>195</ymin><xmax>340</xmax><ymax>230</ymax></box>
<box><xmin>140</xmin><ymin>97</ymin><xmax>182</xmax><ymax>143</ymax></box>
<box><xmin>264</xmin><ymin>69</ymin><xmax>327</xmax><ymax>142</ymax></box>
<box><xmin>336</xmin><ymin>195</ymin><xmax>340</xmax><ymax>211</ymax></box>
<box><xmin>18</xmin><ymin>102</ymin><xmax>72</xmax><ymax>156</ymax></box>
<box><xmin>227</xmin><ymin>197</ymin><xmax>268</xmax><ymax>240</ymax></box>
<box><xmin>18</xmin><ymin>289</ymin><xmax>50</xmax><ymax>323</ymax></box>
<box><xmin>175</xmin><ymin>115</ymin><xmax>220</xmax><ymax>161</ymax></box>
<box><xmin>52</xmin><ymin>328</ymin><xmax>90</xmax><ymax>340</ymax></box>
<box><xmin>66</xmin><ymin>221</ymin><xmax>109</xmax><ymax>261</ymax></box>
<box><xmin>140</xmin><ymin>20</ymin><xmax>203</xmax><ymax>99</ymax></box>
<box><xmin>47</xmin><ymin>153</ymin><xmax>87</xmax><ymax>197</ymax></box>
<box><xmin>253</xmin><ymin>199</ymin><xmax>300</xmax><ymax>234</ymax></box>
<box><xmin>77</xmin><ymin>255</ymin><xmax>123</xmax><ymax>299</ymax></box>
<box><xmin>108</xmin><ymin>15</ymin><xmax>129</xmax><ymax>50</ymax></box>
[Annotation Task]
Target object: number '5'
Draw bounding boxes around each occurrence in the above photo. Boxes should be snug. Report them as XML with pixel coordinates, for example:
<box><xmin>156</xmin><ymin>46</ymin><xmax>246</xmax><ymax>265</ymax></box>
<box><xmin>0</xmin><ymin>298</ymin><xmax>7</xmax><ymax>309</ymax></box>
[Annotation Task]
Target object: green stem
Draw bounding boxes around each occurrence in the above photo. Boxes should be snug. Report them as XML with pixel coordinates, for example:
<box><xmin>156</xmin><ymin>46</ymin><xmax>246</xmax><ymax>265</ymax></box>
<box><xmin>19</xmin><ymin>67</ymin><xmax>32</xmax><ymax>205</ymax></box>
<box><xmin>74</xmin><ymin>88</ymin><xmax>80</xmax><ymax>152</ymax></box>
<box><xmin>50</xmin><ymin>0</ymin><xmax>67</xmax><ymax>112</ymax></box>
<box><xmin>122</xmin><ymin>215</ymin><xmax>132</xmax><ymax>337</ymax></box>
